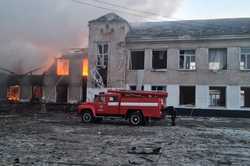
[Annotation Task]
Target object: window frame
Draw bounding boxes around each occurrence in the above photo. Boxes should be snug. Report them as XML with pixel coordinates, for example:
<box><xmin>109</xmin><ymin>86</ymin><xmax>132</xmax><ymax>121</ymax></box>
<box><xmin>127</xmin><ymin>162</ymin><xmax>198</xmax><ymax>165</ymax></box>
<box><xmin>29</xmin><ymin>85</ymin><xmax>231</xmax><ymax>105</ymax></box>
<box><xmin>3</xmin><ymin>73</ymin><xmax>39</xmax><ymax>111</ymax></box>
<box><xmin>240</xmin><ymin>48</ymin><xmax>250</xmax><ymax>71</ymax></box>
<box><xmin>178</xmin><ymin>50</ymin><xmax>196</xmax><ymax>70</ymax></box>
<box><xmin>208</xmin><ymin>48</ymin><xmax>227</xmax><ymax>70</ymax></box>
<box><xmin>209</xmin><ymin>87</ymin><xmax>226</xmax><ymax>107</ymax></box>
<box><xmin>96</xmin><ymin>42</ymin><xmax>109</xmax><ymax>68</ymax></box>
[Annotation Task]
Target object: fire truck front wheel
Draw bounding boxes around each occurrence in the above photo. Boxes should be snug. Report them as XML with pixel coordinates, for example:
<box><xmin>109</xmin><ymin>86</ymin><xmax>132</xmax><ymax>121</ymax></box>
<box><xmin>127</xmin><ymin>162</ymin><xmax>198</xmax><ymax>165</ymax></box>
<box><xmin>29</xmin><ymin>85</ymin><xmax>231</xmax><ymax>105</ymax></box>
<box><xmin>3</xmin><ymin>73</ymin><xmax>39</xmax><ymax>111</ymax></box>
<box><xmin>81</xmin><ymin>111</ymin><xmax>94</xmax><ymax>123</ymax></box>
<box><xmin>129</xmin><ymin>112</ymin><xmax>143</xmax><ymax>126</ymax></box>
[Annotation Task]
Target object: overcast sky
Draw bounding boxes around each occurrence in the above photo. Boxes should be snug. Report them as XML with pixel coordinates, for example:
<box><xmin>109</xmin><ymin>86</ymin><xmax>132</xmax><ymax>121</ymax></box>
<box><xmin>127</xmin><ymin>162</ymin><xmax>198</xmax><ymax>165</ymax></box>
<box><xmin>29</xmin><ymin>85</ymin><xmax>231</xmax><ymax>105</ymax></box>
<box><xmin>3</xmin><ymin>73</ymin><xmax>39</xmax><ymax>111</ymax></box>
<box><xmin>0</xmin><ymin>0</ymin><xmax>250</xmax><ymax>73</ymax></box>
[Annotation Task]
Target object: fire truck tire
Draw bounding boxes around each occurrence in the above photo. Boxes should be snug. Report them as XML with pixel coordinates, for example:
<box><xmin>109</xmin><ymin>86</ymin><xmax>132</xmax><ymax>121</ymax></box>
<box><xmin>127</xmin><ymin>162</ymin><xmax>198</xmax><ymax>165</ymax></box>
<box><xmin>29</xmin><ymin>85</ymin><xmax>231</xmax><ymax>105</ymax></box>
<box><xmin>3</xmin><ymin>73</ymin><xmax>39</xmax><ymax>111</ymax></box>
<box><xmin>81</xmin><ymin>111</ymin><xmax>94</xmax><ymax>123</ymax></box>
<box><xmin>129</xmin><ymin>112</ymin><xmax>143</xmax><ymax>126</ymax></box>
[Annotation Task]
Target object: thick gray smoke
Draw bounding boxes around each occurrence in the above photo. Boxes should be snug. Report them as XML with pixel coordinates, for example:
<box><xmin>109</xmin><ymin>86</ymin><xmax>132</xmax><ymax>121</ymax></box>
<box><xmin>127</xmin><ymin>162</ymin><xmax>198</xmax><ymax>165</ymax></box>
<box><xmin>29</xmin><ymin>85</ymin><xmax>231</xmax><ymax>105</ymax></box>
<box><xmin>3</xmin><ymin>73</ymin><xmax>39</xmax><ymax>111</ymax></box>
<box><xmin>0</xmin><ymin>0</ymin><xmax>183</xmax><ymax>74</ymax></box>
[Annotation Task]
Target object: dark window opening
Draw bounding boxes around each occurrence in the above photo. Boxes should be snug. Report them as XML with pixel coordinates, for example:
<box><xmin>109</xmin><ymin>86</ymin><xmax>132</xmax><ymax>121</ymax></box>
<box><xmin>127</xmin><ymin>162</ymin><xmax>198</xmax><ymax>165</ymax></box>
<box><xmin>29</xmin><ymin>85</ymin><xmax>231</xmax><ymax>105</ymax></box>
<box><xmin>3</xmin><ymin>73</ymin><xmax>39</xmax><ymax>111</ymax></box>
<box><xmin>96</xmin><ymin>43</ymin><xmax>109</xmax><ymax>87</ymax></box>
<box><xmin>152</xmin><ymin>50</ymin><xmax>167</xmax><ymax>69</ymax></box>
<box><xmin>31</xmin><ymin>86</ymin><xmax>43</xmax><ymax>103</ymax></box>
<box><xmin>56</xmin><ymin>85</ymin><xmax>68</xmax><ymax>103</ymax></box>
<box><xmin>209</xmin><ymin>87</ymin><xmax>226</xmax><ymax>107</ymax></box>
<box><xmin>241</xmin><ymin>87</ymin><xmax>250</xmax><ymax>107</ymax></box>
<box><xmin>129</xmin><ymin>85</ymin><xmax>144</xmax><ymax>91</ymax></box>
<box><xmin>130</xmin><ymin>51</ymin><xmax>145</xmax><ymax>70</ymax></box>
<box><xmin>151</xmin><ymin>86</ymin><xmax>166</xmax><ymax>91</ymax></box>
<box><xmin>180</xmin><ymin>86</ymin><xmax>196</xmax><ymax>106</ymax></box>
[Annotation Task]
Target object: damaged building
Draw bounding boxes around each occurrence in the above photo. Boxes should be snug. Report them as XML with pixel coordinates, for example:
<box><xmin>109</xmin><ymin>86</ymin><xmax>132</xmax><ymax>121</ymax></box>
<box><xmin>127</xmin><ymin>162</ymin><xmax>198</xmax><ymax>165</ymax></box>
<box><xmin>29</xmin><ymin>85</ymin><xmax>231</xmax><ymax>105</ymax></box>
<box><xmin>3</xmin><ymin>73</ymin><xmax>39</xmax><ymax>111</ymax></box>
<box><xmin>43</xmin><ymin>48</ymin><xmax>88</xmax><ymax>104</ymax></box>
<box><xmin>0</xmin><ymin>48</ymin><xmax>88</xmax><ymax>105</ymax></box>
<box><xmin>88</xmin><ymin>13</ymin><xmax>250</xmax><ymax>111</ymax></box>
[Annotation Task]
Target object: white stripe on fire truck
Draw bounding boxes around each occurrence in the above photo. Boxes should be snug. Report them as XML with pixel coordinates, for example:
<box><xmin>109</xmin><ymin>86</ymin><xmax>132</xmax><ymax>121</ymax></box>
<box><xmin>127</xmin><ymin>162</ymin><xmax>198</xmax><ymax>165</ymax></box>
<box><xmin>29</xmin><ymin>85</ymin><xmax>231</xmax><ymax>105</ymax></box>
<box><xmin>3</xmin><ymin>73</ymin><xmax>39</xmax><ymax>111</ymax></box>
<box><xmin>107</xmin><ymin>102</ymin><xmax>119</xmax><ymax>106</ymax></box>
<box><xmin>107</xmin><ymin>102</ymin><xmax>159</xmax><ymax>107</ymax></box>
<box><xmin>120</xmin><ymin>102</ymin><xmax>158</xmax><ymax>107</ymax></box>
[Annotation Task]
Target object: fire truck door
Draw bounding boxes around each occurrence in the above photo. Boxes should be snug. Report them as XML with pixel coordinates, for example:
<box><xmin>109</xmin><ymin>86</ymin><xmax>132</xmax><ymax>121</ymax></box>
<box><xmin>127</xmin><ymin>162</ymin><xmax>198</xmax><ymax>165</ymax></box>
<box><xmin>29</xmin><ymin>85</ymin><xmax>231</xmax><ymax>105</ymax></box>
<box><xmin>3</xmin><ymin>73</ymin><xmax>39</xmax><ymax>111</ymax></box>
<box><xmin>106</xmin><ymin>96</ymin><xmax>120</xmax><ymax>115</ymax></box>
<box><xmin>95</xmin><ymin>95</ymin><xmax>105</xmax><ymax>114</ymax></box>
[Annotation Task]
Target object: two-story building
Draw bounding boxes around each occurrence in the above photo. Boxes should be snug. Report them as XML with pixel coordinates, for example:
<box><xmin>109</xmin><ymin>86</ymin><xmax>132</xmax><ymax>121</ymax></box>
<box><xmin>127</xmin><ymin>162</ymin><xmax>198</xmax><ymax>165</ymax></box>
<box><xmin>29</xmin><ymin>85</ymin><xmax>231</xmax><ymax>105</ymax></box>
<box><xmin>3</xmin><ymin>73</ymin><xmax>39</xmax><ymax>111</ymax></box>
<box><xmin>88</xmin><ymin>13</ymin><xmax>250</xmax><ymax>111</ymax></box>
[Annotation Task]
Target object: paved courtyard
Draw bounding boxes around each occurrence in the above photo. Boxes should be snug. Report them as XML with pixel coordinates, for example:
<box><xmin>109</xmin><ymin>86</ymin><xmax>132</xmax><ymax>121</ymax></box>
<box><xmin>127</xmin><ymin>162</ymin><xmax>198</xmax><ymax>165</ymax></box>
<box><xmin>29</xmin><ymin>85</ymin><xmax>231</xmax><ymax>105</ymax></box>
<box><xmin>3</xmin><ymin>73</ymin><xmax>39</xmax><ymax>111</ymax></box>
<box><xmin>0</xmin><ymin>111</ymin><xmax>250</xmax><ymax>166</ymax></box>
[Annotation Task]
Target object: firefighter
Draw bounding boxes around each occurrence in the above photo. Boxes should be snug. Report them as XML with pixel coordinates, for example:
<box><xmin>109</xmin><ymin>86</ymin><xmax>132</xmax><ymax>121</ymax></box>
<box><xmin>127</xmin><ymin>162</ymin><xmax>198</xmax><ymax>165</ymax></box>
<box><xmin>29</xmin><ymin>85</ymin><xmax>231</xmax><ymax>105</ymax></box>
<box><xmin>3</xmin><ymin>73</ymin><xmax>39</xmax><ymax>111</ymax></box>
<box><xmin>167</xmin><ymin>106</ymin><xmax>176</xmax><ymax>126</ymax></box>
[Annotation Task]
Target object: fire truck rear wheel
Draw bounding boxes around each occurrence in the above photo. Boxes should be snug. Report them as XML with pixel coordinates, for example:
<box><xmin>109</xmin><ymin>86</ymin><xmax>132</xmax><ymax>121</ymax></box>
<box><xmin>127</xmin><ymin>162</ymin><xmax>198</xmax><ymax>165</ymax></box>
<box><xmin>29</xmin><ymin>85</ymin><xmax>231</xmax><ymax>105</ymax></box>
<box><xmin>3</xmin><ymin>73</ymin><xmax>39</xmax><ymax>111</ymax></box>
<box><xmin>81</xmin><ymin>111</ymin><xmax>93</xmax><ymax>123</ymax></box>
<box><xmin>129</xmin><ymin>112</ymin><xmax>143</xmax><ymax>126</ymax></box>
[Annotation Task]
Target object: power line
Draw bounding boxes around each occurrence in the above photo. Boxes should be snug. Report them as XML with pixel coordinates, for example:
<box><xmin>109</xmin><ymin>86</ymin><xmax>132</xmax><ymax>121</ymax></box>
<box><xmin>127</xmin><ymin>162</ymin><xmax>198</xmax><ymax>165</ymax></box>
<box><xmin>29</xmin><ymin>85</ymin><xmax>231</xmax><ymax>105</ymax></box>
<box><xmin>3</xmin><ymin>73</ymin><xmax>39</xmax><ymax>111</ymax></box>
<box><xmin>71</xmin><ymin>0</ymin><xmax>233</xmax><ymax>30</ymax></box>
<box><xmin>70</xmin><ymin>0</ymin><xmax>217</xmax><ymax>30</ymax></box>
<box><xmin>92</xmin><ymin>0</ymin><xmax>167</xmax><ymax>19</ymax></box>
<box><xmin>71</xmin><ymin>0</ymin><xmax>159</xmax><ymax>20</ymax></box>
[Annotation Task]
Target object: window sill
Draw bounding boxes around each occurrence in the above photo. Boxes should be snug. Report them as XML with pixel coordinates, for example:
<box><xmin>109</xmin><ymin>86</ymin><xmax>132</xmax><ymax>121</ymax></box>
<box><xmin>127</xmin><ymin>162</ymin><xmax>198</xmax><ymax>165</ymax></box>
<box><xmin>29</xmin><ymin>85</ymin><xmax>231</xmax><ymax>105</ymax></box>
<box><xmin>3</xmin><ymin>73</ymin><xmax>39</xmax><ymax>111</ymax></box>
<box><xmin>177</xmin><ymin>69</ymin><xmax>196</xmax><ymax>72</ymax></box>
<box><xmin>240</xmin><ymin>69</ymin><xmax>250</xmax><ymax>72</ymax></box>
<box><xmin>209</xmin><ymin>69</ymin><xmax>227</xmax><ymax>72</ymax></box>
<box><xmin>128</xmin><ymin>69</ymin><xmax>145</xmax><ymax>71</ymax></box>
<box><xmin>208</xmin><ymin>106</ymin><xmax>226</xmax><ymax>109</ymax></box>
<box><xmin>151</xmin><ymin>69</ymin><xmax>167</xmax><ymax>72</ymax></box>
<box><xmin>179</xmin><ymin>104</ymin><xmax>196</xmax><ymax>108</ymax></box>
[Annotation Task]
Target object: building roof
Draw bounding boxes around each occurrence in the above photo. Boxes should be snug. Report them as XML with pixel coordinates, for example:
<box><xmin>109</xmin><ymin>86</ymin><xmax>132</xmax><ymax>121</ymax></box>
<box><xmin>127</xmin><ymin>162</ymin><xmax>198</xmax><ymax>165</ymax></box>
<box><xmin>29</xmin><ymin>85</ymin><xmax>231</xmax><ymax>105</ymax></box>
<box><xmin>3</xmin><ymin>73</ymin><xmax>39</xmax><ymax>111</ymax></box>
<box><xmin>89</xmin><ymin>13</ymin><xmax>128</xmax><ymax>24</ymax></box>
<box><xmin>127</xmin><ymin>18</ymin><xmax>250</xmax><ymax>41</ymax></box>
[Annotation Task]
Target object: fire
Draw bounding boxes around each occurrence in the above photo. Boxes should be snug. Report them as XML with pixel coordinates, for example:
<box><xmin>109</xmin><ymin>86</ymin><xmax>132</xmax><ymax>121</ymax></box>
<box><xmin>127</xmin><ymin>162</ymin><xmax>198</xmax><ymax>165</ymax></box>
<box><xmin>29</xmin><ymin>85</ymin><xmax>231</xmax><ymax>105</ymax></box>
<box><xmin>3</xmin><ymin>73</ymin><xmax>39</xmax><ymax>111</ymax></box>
<box><xmin>7</xmin><ymin>85</ymin><xmax>21</xmax><ymax>102</ymax></box>
<box><xmin>82</xmin><ymin>58</ymin><xmax>89</xmax><ymax>77</ymax></box>
<box><xmin>56</xmin><ymin>58</ymin><xmax>69</xmax><ymax>76</ymax></box>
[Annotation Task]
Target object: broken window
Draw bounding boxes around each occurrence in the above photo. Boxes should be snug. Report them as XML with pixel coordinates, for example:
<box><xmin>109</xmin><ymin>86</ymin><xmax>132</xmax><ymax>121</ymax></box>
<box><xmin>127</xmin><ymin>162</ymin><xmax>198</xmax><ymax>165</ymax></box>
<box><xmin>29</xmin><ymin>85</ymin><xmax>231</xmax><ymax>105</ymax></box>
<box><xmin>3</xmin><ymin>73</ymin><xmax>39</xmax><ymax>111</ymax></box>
<box><xmin>7</xmin><ymin>85</ymin><xmax>21</xmax><ymax>102</ymax></box>
<box><xmin>130</xmin><ymin>51</ymin><xmax>145</xmax><ymax>70</ymax></box>
<box><xmin>56</xmin><ymin>58</ymin><xmax>69</xmax><ymax>76</ymax></box>
<box><xmin>240</xmin><ymin>48</ymin><xmax>250</xmax><ymax>70</ymax></box>
<box><xmin>209</xmin><ymin>87</ymin><xmax>226</xmax><ymax>107</ymax></box>
<box><xmin>179</xmin><ymin>50</ymin><xmax>196</xmax><ymax>70</ymax></box>
<box><xmin>179</xmin><ymin>86</ymin><xmax>196</xmax><ymax>106</ymax></box>
<box><xmin>241</xmin><ymin>87</ymin><xmax>250</xmax><ymax>107</ymax></box>
<box><xmin>209</xmin><ymin>48</ymin><xmax>227</xmax><ymax>70</ymax></box>
<box><xmin>151</xmin><ymin>85</ymin><xmax>166</xmax><ymax>91</ymax></box>
<box><xmin>152</xmin><ymin>50</ymin><xmax>167</xmax><ymax>69</ymax></box>
<box><xmin>97</xmin><ymin>43</ymin><xmax>108</xmax><ymax>67</ymax></box>
<box><xmin>56</xmin><ymin>85</ymin><xmax>68</xmax><ymax>103</ymax></box>
<box><xmin>96</xmin><ymin>43</ymin><xmax>109</xmax><ymax>87</ymax></box>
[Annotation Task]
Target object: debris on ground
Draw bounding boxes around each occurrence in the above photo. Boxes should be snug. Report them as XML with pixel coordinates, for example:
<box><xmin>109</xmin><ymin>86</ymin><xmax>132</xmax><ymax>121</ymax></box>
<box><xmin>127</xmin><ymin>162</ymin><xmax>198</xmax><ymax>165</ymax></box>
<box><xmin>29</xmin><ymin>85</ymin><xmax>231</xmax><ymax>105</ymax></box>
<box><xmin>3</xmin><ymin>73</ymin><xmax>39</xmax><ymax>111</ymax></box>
<box><xmin>1</xmin><ymin>111</ymin><xmax>250</xmax><ymax>165</ymax></box>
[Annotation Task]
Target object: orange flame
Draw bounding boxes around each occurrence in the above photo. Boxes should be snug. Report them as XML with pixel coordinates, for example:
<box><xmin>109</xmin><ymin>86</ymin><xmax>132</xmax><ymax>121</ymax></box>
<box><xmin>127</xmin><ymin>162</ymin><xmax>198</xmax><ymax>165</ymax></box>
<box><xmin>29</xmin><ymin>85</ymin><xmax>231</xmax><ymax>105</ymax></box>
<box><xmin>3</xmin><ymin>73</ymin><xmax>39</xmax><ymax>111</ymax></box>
<box><xmin>7</xmin><ymin>85</ymin><xmax>20</xmax><ymax>102</ymax></box>
<box><xmin>82</xmin><ymin>58</ymin><xmax>89</xmax><ymax>77</ymax></box>
<box><xmin>57</xmin><ymin>58</ymin><xmax>69</xmax><ymax>76</ymax></box>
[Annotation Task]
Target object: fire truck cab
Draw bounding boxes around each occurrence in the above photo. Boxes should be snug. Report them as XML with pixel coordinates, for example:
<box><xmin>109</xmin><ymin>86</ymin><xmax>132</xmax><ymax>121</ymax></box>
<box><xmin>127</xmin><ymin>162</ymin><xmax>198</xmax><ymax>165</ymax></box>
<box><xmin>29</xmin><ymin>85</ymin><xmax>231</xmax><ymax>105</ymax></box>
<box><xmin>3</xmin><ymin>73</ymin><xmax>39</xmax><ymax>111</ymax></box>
<box><xmin>78</xmin><ymin>90</ymin><xmax>175</xmax><ymax>126</ymax></box>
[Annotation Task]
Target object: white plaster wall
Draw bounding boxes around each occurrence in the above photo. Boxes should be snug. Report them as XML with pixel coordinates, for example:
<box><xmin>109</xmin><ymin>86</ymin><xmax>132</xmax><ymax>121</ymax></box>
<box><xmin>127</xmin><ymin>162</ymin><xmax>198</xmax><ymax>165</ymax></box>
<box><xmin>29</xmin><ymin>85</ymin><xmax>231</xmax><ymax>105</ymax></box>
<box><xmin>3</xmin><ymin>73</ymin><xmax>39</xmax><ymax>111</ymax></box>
<box><xmin>167</xmin><ymin>85</ymin><xmax>179</xmax><ymax>107</ymax></box>
<box><xmin>196</xmin><ymin>85</ymin><xmax>209</xmax><ymax>108</ymax></box>
<box><xmin>144</xmin><ymin>84</ymin><xmax>151</xmax><ymax>91</ymax></box>
<box><xmin>227</xmin><ymin>85</ymin><xmax>241</xmax><ymax>109</ymax></box>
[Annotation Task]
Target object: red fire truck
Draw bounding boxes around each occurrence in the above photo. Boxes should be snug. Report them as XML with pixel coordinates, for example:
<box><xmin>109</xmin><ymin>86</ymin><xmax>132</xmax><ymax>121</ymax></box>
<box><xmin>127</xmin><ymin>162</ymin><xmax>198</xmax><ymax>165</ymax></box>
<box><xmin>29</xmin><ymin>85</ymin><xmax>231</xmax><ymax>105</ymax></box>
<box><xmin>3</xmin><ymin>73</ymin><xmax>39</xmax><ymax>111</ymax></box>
<box><xmin>78</xmin><ymin>90</ymin><xmax>176</xmax><ymax>126</ymax></box>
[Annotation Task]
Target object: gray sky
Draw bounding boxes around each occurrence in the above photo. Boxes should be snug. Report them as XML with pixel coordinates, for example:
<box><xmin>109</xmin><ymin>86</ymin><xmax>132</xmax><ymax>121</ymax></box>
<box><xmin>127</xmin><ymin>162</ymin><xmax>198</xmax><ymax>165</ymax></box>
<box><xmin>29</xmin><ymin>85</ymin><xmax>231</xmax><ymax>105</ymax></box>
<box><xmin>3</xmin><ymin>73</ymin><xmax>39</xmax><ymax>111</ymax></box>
<box><xmin>0</xmin><ymin>0</ymin><xmax>249</xmax><ymax>74</ymax></box>
<box><xmin>0</xmin><ymin>0</ymin><xmax>184</xmax><ymax>73</ymax></box>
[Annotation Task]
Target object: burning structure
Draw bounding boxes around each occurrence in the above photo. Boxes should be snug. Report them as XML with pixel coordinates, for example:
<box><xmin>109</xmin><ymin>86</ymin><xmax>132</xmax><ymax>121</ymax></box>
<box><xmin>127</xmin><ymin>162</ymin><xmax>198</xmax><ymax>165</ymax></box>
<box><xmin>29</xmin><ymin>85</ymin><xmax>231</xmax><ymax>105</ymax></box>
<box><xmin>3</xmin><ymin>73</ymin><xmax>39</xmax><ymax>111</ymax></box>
<box><xmin>43</xmin><ymin>48</ymin><xmax>88</xmax><ymax>104</ymax></box>
<box><xmin>0</xmin><ymin>48</ymin><xmax>88</xmax><ymax>104</ymax></box>
<box><xmin>0</xmin><ymin>74</ymin><xmax>44</xmax><ymax>103</ymax></box>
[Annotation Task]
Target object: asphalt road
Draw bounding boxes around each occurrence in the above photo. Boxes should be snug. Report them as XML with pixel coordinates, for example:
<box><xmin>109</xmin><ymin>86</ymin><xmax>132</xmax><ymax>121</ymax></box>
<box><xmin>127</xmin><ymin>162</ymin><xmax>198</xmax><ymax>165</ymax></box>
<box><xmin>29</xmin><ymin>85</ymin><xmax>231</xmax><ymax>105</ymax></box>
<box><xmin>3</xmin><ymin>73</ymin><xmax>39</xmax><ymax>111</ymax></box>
<box><xmin>0</xmin><ymin>111</ymin><xmax>250</xmax><ymax>166</ymax></box>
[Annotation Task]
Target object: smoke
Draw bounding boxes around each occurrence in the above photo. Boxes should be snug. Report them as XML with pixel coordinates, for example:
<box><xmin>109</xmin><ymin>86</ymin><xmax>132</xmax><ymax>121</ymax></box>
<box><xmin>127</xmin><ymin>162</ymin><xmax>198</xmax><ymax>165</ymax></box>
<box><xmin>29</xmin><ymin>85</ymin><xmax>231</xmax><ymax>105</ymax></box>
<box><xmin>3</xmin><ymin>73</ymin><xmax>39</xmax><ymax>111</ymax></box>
<box><xmin>0</xmin><ymin>0</ymin><xmax>183</xmax><ymax>74</ymax></box>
